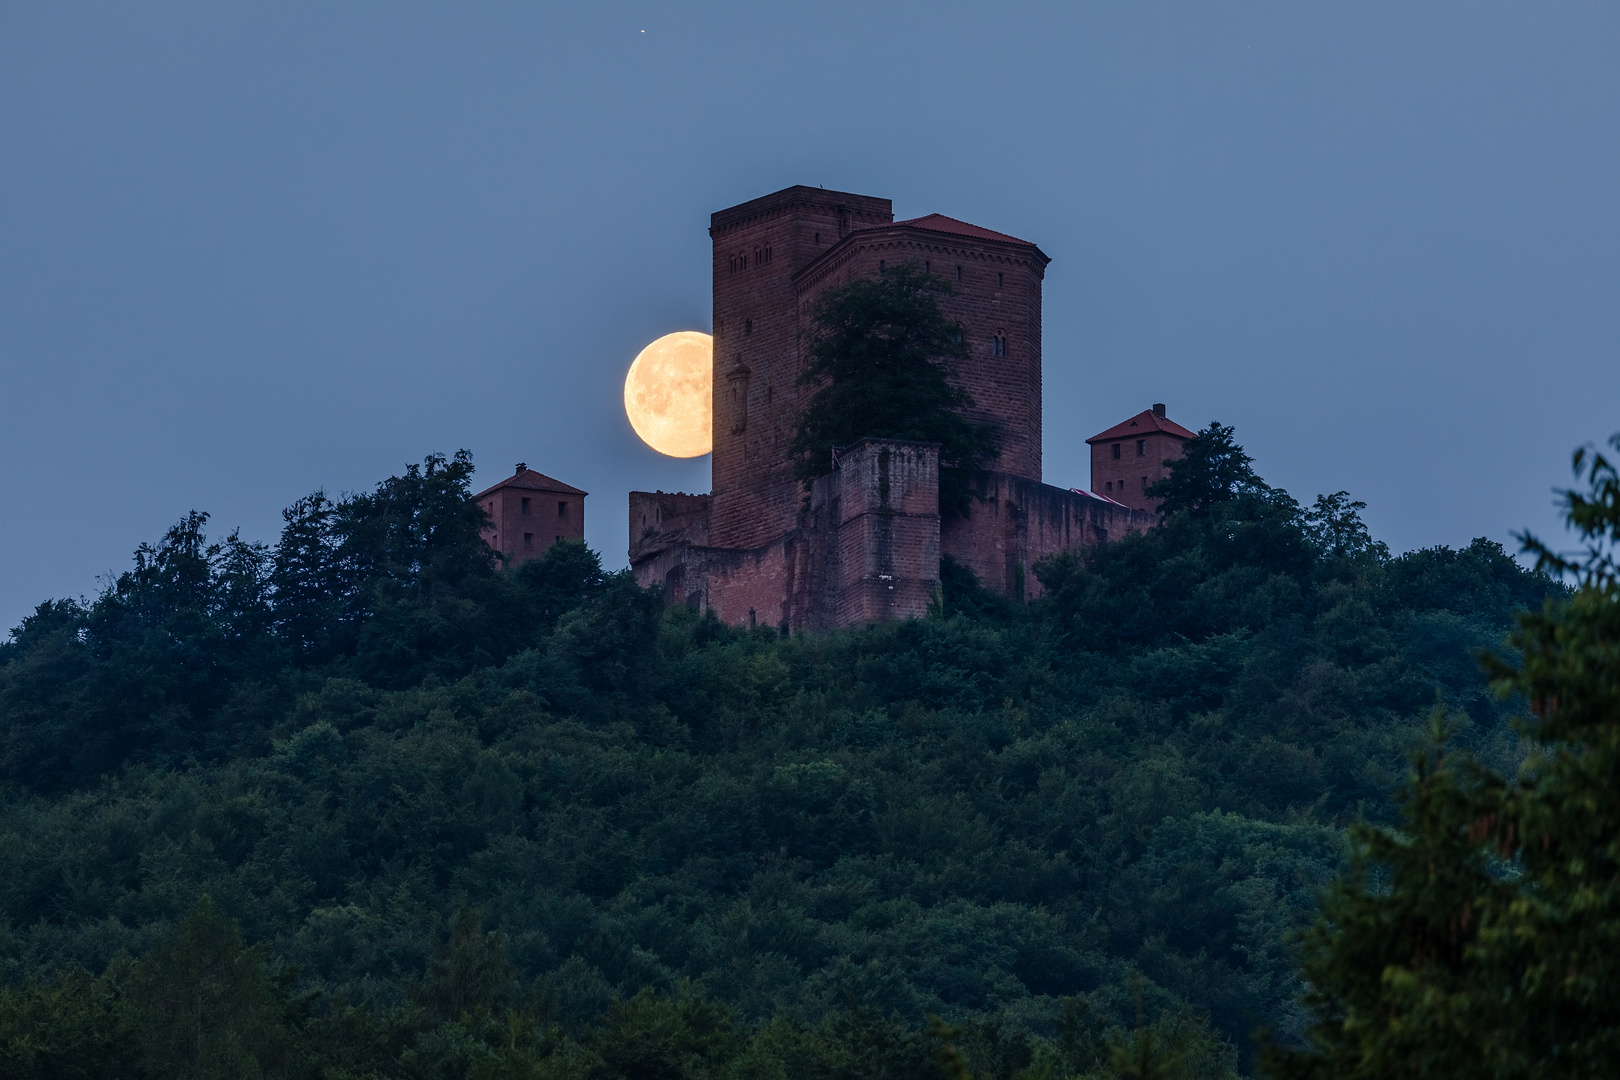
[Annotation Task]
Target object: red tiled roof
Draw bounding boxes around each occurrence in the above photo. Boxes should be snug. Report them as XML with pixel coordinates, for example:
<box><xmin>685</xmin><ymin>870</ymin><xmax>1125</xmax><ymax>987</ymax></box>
<box><xmin>475</xmin><ymin>467</ymin><xmax>587</xmax><ymax>499</ymax></box>
<box><xmin>879</xmin><ymin>213</ymin><xmax>1037</xmax><ymax>247</ymax></box>
<box><xmin>1085</xmin><ymin>409</ymin><xmax>1197</xmax><ymax>444</ymax></box>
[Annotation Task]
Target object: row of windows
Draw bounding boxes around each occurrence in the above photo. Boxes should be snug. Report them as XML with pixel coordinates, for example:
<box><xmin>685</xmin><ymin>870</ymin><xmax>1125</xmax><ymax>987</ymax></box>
<box><xmin>487</xmin><ymin>498</ymin><xmax>570</xmax><ymax>519</ymax></box>
<box><xmin>727</xmin><ymin>246</ymin><xmax>773</xmax><ymax>273</ymax></box>
<box><xmin>1104</xmin><ymin>477</ymin><xmax>1149</xmax><ymax>494</ymax></box>
<box><xmin>1110</xmin><ymin>439</ymin><xmax>1148</xmax><ymax>460</ymax></box>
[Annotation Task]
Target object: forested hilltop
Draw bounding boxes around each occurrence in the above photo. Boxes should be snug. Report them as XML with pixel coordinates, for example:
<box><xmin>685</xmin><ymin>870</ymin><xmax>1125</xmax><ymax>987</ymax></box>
<box><xmin>0</xmin><ymin>430</ymin><xmax>1560</xmax><ymax>1079</ymax></box>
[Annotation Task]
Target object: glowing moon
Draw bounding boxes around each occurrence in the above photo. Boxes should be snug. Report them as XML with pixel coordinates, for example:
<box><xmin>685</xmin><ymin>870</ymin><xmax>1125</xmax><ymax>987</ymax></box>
<box><xmin>624</xmin><ymin>331</ymin><xmax>713</xmax><ymax>457</ymax></box>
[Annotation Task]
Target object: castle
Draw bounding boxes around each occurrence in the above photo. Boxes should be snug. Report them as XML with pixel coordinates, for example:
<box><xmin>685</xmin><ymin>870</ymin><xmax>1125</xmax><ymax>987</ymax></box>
<box><xmin>622</xmin><ymin>185</ymin><xmax>1196</xmax><ymax>631</ymax></box>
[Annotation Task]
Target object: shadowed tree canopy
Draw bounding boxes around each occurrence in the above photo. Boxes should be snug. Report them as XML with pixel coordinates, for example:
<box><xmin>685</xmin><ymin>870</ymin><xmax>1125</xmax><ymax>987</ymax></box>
<box><xmin>1146</xmin><ymin>421</ymin><xmax>1271</xmax><ymax>517</ymax></box>
<box><xmin>1266</xmin><ymin>432</ymin><xmax>1620</xmax><ymax>1079</ymax></box>
<box><xmin>791</xmin><ymin>261</ymin><xmax>998</xmax><ymax>517</ymax></box>
<box><xmin>0</xmin><ymin>429</ymin><xmax>1574</xmax><ymax>1077</ymax></box>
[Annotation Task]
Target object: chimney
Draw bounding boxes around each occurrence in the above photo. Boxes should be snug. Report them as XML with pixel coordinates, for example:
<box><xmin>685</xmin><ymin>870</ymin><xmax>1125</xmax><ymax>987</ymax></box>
<box><xmin>1152</xmin><ymin>403</ymin><xmax>1166</xmax><ymax>418</ymax></box>
<box><xmin>515</xmin><ymin>462</ymin><xmax>527</xmax><ymax>474</ymax></box>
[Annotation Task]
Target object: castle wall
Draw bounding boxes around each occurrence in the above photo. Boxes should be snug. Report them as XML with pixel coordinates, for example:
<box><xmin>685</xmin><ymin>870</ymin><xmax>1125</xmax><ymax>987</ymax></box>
<box><xmin>941</xmin><ymin>474</ymin><xmax>1149</xmax><ymax>600</ymax></box>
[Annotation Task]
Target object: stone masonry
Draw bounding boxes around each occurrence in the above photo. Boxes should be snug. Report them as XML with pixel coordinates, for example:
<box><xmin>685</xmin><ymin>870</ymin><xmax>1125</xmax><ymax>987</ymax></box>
<box><xmin>477</xmin><ymin>465</ymin><xmax>586</xmax><ymax>567</ymax></box>
<box><xmin>630</xmin><ymin>184</ymin><xmax>1195</xmax><ymax>631</ymax></box>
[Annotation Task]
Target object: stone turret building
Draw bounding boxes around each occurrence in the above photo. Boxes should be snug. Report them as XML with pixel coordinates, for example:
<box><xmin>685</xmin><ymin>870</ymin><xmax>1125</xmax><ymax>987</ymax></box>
<box><xmin>630</xmin><ymin>185</ymin><xmax>1194</xmax><ymax>631</ymax></box>
<box><xmin>477</xmin><ymin>464</ymin><xmax>586</xmax><ymax>567</ymax></box>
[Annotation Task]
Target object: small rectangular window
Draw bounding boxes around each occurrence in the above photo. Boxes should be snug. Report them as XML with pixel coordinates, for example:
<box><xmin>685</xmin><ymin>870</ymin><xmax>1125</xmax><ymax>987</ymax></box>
<box><xmin>1112</xmin><ymin>443</ymin><xmax>1121</xmax><ymax>460</ymax></box>
<box><xmin>558</xmin><ymin>501</ymin><xmax>567</xmax><ymax>518</ymax></box>
<box><xmin>521</xmin><ymin>497</ymin><xmax>530</xmax><ymax>515</ymax></box>
<box><xmin>1136</xmin><ymin>440</ymin><xmax>1145</xmax><ymax>457</ymax></box>
<box><xmin>998</xmin><ymin>272</ymin><xmax>1004</xmax><ymax>287</ymax></box>
<box><xmin>1140</xmin><ymin>476</ymin><xmax>1148</xmax><ymax>490</ymax></box>
<box><xmin>523</xmin><ymin>532</ymin><xmax>534</xmax><ymax>551</ymax></box>
<box><xmin>1105</xmin><ymin>481</ymin><xmax>1113</xmax><ymax>492</ymax></box>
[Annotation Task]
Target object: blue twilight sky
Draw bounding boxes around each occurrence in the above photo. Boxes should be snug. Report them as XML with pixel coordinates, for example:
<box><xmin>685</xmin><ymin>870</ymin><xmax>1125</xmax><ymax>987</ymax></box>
<box><xmin>2</xmin><ymin>2</ymin><xmax>1618</xmax><ymax>630</ymax></box>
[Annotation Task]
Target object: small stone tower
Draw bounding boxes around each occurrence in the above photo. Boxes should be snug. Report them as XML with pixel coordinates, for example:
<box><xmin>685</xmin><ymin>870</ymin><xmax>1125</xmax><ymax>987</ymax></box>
<box><xmin>1086</xmin><ymin>404</ymin><xmax>1195</xmax><ymax>512</ymax></box>
<box><xmin>476</xmin><ymin>464</ymin><xmax>587</xmax><ymax>566</ymax></box>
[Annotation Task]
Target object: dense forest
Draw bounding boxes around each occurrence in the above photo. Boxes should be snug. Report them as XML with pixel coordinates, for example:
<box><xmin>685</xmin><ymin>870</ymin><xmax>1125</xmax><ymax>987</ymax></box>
<box><xmin>0</xmin><ymin>430</ymin><xmax>1565</xmax><ymax>1079</ymax></box>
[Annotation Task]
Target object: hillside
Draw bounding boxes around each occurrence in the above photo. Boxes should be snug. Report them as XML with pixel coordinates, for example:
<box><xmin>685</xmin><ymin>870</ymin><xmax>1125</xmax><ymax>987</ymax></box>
<box><xmin>0</xmin><ymin>436</ymin><xmax>1560</xmax><ymax>1078</ymax></box>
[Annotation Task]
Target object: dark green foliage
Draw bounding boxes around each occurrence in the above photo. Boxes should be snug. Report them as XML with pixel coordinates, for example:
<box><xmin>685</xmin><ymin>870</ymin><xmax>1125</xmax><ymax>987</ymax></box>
<box><xmin>1265</xmin><ymin>432</ymin><xmax>1620</xmax><ymax>1079</ymax></box>
<box><xmin>0</xmin><ymin>436</ymin><xmax>1566</xmax><ymax>1076</ymax></box>
<box><xmin>791</xmin><ymin>261</ymin><xmax>999</xmax><ymax>517</ymax></box>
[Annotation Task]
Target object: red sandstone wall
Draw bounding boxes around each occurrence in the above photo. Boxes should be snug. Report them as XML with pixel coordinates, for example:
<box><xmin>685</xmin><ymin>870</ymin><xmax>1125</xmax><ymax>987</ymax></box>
<box><xmin>1090</xmin><ymin>431</ymin><xmax>1186</xmax><ymax>512</ymax></box>
<box><xmin>709</xmin><ymin>187</ymin><xmax>893</xmax><ymax>552</ymax></box>
<box><xmin>825</xmin><ymin>439</ymin><xmax>940</xmax><ymax>626</ymax></box>
<box><xmin>941</xmin><ymin>473</ymin><xmax>1149</xmax><ymax>600</ymax></box>
<box><xmin>481</xmin><ymin>488</ymin><xmax>584</xmax><ymax>566</ymax></box>
<box><xmin>792</xmin><ymin>227</ymin><xmax>1047</xmax><ymax>484</ymax></box>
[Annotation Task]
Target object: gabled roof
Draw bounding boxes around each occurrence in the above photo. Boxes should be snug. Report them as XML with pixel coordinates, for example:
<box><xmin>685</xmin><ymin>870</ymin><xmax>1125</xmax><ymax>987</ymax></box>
<box><xmin>1086</xmin><ymin>409</ymin><xmax>1197</xmax><ymax>444</ymax></box>
<box><xmin>475</xmin><ymin>467</ymin><xmax>587</xmax><ymax>500</ymax></box>
<box><xmin>883</xmin><ymin>213</ymin><xmax>1037</xmax><ymax>247</ymax></box>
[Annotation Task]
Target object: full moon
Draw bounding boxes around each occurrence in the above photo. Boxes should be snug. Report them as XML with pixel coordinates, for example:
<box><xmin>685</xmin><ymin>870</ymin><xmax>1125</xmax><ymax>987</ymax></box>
<box><xmin>623</xmin><ymin>331</ymin><xmax>713</xmax><ymax>458</ymax></box>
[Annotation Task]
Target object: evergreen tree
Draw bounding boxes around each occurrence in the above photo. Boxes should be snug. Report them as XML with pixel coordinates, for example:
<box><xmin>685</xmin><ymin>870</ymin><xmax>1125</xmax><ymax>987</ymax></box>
<box><xmin>792</xmin><ymin>260</ymin><xmax>998</xmax><ymax>516</ymax></box>
<box><xmin>1147</xmin><ymin>422</ymin><xmax>1268</xmax><ymax>518</ymax></box>
<box><xmin>1267</xmin><ymin>432</ymin><xmax>1620</xmax><ymax>1079</ymax></box>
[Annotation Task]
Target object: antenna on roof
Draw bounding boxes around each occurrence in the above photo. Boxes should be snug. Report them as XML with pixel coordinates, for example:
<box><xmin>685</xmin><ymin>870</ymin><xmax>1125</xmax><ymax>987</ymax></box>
<box><xmin>515</xmin><ymin>462</ymin><xmax>527</xmax><ymax>474</ymax></box>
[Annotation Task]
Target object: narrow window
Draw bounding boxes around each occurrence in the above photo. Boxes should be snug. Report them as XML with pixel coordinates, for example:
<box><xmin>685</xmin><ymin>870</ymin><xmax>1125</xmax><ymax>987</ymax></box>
<box><xmin>558</xmin><ymin>501</ymin><xmax>567</xmax><ymax>518</ymax></box>
<box><xmin>1112</xmin><ymin>443</ymin><xmax>1121</xmax><ymax>460</ymax></box>
<box><xmin>998</xmin><ymin>272</ymin><xmax>1004</xmax><ymax>287</ymax></box>
<box><xmin>744</xmin><ymin>319</ymin><xmax>753</xmax><ymax>335</ymax></box>
<box><xmin>523</xmin><ymin>532</ymin><xmax>534</xmax><ymax>551</ymax></box>
<box><xmin>1136</xmin><ymin>440</ymin><xmax>1145</xmax><ymax>456</ymax></box>
<box><xmin>1140</xmin><ymin>476</ymin><xmax>1148</xmax><ymax>490</ymax></box>
<box><xmin>956</xmin><ymin>265</ymin><xmax>962</xmax><ymax>281</ymax></box>
<box><xmin>814</xmin><ymin>232</ymin><xmax>820</xmax><ymax>244</ymax></box>
<box><xmin>521</xmin><ymin>497</ymin><xmax>530</xmax><ymax>515</ymax></box>
<box><xmin>765</xmin><ymin>246</ymin><xmax>772</xmax><ymax>263</ymax></box>
<box><xmin>755</xmin><ymin>247</ymin><xmax>762</xmax><ymax>266</ymax></box>
<box><xmin>766</xmin><ymin>384</ymin><xmax>772</xmax><ymax>404</ymax></box>
<box><xmin>879</xmin><ymin>259</ymin><xmax>886</xmax><ymax>272</ymax></box>
<box><xmin>924</xmin><ymin>261</ymin><xmax>930</xmax><ymax>274</ymax></box>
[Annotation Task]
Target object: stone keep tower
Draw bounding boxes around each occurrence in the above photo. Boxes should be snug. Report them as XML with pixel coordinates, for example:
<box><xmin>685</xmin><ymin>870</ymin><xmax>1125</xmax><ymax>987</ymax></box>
<box><xmin>709</xmin><ymin>187</ymin><xmax>894</xmax><ymax>551</ymax></box>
